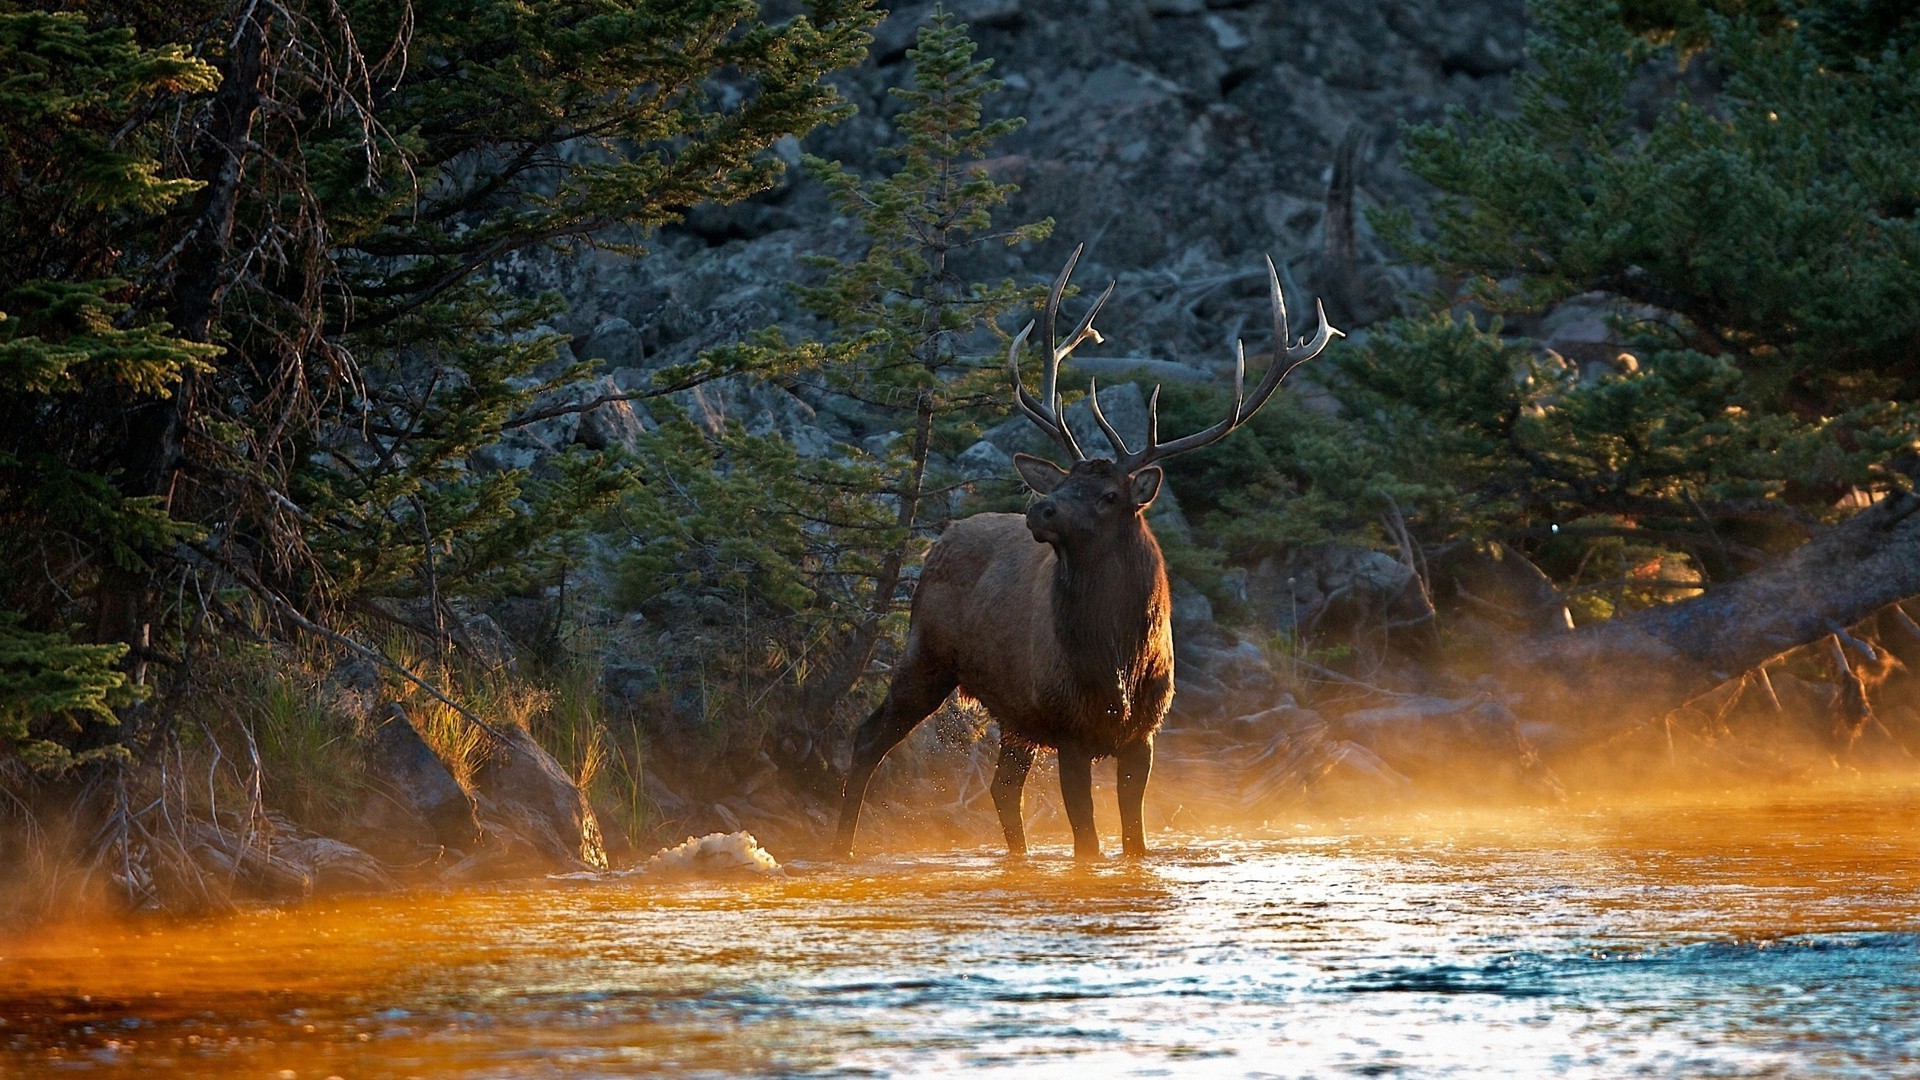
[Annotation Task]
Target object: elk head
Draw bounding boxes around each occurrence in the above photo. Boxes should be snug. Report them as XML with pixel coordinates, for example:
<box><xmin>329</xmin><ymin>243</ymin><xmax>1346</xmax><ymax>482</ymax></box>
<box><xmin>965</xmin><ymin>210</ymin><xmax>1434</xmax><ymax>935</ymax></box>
<box><xmin>1007</xmin><ymin>245</ymin><xmax>1341</xmax><ymax>551</ymax></box>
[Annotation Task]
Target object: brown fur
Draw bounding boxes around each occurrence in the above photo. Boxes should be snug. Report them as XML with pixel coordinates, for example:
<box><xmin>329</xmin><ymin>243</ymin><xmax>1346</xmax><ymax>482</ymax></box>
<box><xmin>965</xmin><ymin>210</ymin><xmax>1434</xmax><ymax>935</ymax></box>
<box><xmin>832</xmin><ymin>458</ymin><xmax>1173</xmax><ymax>860</ymax></box>
<box><xmin>829</xmin><ymin>249</ymin><xmax>1332</xmax><ymax>860</ymax></box>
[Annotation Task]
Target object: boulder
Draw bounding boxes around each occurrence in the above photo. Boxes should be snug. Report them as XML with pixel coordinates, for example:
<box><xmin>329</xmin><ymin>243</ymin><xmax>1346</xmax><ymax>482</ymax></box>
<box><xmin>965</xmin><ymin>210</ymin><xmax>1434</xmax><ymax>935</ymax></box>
<box><xmin>955</xmin><ymin>438</ymin><xmax>1013</xmax><ymax>481</ymax></box>
<box><xmin>1432</xmin><ymin>540</ymin><xmax>1572</xmax><ymax>635</ymax></box>
<box><xmin>351</xmin><ymin>704</ymin><xmax>481</xmax><ymax>860</ymax></box>
<box><xmin>578</xmin><ymin>316</ymin><xmax>643</xmax><ymax>369</ymax></box>
<box><xmin>572</xmin><ymin>375</ymin><xmax>651</xmax><ymax>452</ymax></box>
<box><xmin>468</xmin><ymin>723</ymin><xmax>609</xmax><ymax>874</ymax></box>
<box><xmin>1248</xmin><ymin>543</ymin><xmax>1434</xmax><ymax>640</ymax></box>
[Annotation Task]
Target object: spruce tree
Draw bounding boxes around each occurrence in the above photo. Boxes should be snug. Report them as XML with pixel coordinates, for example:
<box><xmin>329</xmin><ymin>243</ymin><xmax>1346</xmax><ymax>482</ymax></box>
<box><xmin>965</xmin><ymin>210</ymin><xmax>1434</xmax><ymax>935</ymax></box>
<box><xmin>611</xmin><ymin>10</ymin><xmax>1054</xmax><ymax>743</ymax></box>
<box><xmin>1160</xmin><ymin>0</ymin><xmax>1920</xmax><ymax>618</ymax></box>
<box><xmin>0</xmin><ymin>0</ymin><xmax>878</xmax><ymax>769</ymax></box>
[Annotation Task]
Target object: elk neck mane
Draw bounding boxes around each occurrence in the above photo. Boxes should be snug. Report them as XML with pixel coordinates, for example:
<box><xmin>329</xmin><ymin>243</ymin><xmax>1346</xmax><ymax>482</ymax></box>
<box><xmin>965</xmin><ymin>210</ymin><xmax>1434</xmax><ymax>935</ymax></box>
<box><xmin>1050</xmin><ymin>517</ymin><xmax>1167</xmax><ymax>699</ymax></box>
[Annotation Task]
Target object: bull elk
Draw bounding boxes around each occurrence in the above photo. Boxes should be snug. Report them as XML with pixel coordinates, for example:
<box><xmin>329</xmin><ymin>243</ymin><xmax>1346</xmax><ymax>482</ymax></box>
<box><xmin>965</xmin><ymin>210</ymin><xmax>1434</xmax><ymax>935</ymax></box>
<box><xmin>833</xmin><ymin>246</ymin><xmax>1338</xmax><ymax>859</ymax></box>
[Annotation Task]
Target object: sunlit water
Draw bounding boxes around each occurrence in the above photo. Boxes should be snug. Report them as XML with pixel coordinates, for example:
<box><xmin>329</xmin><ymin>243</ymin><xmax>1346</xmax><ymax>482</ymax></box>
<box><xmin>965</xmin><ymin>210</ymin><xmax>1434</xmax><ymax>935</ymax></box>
<box><xmin>4</xmin><ymin>788</ymin><xmax>1920</xmax><ymax>1077</ymax></box>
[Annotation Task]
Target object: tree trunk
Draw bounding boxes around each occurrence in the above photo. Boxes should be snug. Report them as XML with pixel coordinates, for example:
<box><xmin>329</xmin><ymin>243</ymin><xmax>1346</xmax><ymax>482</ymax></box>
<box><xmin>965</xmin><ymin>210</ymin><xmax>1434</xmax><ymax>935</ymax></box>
<box><xmin>801</xmin><ymin>391</ymin><xmax>938</xmax><ymax>728</ymax></box>
<box><xmin>95</xmin><ymin>7</ymin><xmax>271</xmax><ymax>672</ymax></box>
<box><xmin>1513</xmin><ymin>490</ymin><xmax>1920</xmax><ymax>731</ymax></box>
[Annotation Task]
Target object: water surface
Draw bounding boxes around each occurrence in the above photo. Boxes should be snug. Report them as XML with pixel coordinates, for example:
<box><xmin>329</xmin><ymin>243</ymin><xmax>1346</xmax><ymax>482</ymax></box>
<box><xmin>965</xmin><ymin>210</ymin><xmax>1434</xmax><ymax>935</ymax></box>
<box><xmin>4</xmin><ymin>788</ymin><xmax>1919</xmax><ymax>1077</ymax></box>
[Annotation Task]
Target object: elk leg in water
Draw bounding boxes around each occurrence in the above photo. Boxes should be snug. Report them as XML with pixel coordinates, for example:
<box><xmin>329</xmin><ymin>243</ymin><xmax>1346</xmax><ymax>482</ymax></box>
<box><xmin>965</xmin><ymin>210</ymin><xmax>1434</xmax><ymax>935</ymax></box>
<box><xmin>1117</xmin><ymin>737</ymin><xmax>1152</xmax><ymax>858</ymax></box>
<box><xmin>1057</xmin><ymin>746</ymin><xmax>1101</xmax><ymax>859</ymax></box>
<box><xmin>991</xmin><ymin>738</ymin><xmax>1036</xmax><ymax>857</ymax></box>
<box><xmin>833</xmin><ymin>664</ymin><xmax>957</xmax><ymax>857</ymax></box>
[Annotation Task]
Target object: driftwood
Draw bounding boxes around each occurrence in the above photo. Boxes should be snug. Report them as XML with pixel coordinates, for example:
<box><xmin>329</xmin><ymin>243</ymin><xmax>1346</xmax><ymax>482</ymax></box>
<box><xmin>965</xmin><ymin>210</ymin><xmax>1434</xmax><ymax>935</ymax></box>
<box><xmin>1515</xmin><ymin>490</ymin><xmax>1920</xmax><ymax>734</ymax></box>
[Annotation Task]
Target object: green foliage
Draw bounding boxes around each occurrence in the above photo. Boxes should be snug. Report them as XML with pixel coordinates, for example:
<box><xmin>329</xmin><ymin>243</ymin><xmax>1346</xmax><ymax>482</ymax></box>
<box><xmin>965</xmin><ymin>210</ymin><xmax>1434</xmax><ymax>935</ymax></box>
<box><xmin>1403</xmin><ymin>0</ymin><xmax>1920</xmax><ymax>414</ymax></box>
<box><xmin>0</xmin><ymin>614</ymin><xmax>140</xmax><ymax>772</ymax></box>
<box><xmin>297</xmin><ymin>0</ymin><xmax>880</xmax><ymax>605</ymax></box>
<box><xmin>1302</xmin><ymin>0</ymin><xmax>1920</xmax><ymax>608</ymax></box>
<box><xmin>611</xmin><ymin>11</ymin><xmax>1051</xmax><ymax>728</ymax></box>
<box><xmin>0</xmin><ymin>0</ymin><xmax>878</xmax><ymax>777</ymax></box>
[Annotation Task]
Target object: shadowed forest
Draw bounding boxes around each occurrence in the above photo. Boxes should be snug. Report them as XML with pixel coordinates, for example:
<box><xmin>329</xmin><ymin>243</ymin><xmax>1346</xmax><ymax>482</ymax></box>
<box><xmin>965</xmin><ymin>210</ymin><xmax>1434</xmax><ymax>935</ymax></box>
<box><xmin>5</xmin><ymin>0</ymin><xmax>1920</xmax><ymax>918</ymax></box>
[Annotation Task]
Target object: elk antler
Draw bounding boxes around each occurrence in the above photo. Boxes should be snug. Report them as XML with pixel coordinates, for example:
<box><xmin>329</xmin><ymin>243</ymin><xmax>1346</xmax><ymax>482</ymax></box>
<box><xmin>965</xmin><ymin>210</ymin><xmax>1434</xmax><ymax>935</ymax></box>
<box><xmin>1094</xmin><ymin>255</ymin><xmax>1341</xmax><ymax>473</ymax></box>
<box><xmin>1008</xmin><ymin>244</ymin><xmax>1115</xmax><ymax>463</ymax></box>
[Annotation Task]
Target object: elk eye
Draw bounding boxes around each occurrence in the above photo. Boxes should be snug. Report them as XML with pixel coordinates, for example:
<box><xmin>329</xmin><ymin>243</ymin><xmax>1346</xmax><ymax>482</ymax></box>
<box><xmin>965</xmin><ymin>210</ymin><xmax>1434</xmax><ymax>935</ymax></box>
<box><xmin>1102</xmin><ymin>491</ymin><xmax>1118</xmax><ymax>505</ymax></box>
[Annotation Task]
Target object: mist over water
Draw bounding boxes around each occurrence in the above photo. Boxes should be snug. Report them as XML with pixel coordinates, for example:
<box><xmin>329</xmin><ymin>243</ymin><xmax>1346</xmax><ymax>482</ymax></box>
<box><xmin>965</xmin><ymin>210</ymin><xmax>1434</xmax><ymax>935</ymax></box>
<box><xmin>3</xmin><ymin>787</ymin><xmax>1918</xmax><ymax>1077</ymax></box>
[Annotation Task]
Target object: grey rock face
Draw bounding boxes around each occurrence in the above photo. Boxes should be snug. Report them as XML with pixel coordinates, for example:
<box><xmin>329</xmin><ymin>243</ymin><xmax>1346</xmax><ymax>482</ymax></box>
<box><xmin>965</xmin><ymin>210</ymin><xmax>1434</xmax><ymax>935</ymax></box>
<box><xmin>353</xmin><ymin>704</ymin><xmax>481</xmax><ymax>859</ymax></box>
<box><xmin>956</xmin><ymin>438</ymin><xmax>1013</xmax><ymax>481</ymax></box>
<box><xmin>1248</xmin><ymin>542</ymin><xmax>1434</xmax><ymax>637</ymax></box>
<box><xmin>468</xmin><ymin>724</ymin><xmax>609</xmax><ymax>874</ymax></box>
<box><xmin>499</xmin><ymin>0</ymin><xmax>1530</xmax><ymax>400</ymax></box>
<box><xmin>573</xmin><ymin>376</ymin><xmax>650</xmax><ymax>452</ymax></box>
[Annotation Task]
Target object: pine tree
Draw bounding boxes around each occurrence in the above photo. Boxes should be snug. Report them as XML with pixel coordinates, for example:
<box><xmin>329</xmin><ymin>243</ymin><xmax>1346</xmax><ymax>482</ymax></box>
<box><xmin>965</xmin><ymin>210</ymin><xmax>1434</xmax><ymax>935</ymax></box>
<box><xmin>1136</xmin><ymin>0</ymin><xmax>1920</xmax><ymax>623</ymax></box>
<box><xmin>1384</xmin><ymin>0</ymin><xmax>1920</xmax><ymax>592</ymax></box>
<box><xmin>0</xmin><ymin>12</ymin><xmax>219</xmax><ymax>761</ymax></box>
<box><xmin>0</xmin><ymin>0</ymin><xmax>878</xmax><ymax>770</ymax></box>
<box><xmin>611</xmin><ymin>10</ymin><xmax>1054</xmax><ymax>742</ymax></box>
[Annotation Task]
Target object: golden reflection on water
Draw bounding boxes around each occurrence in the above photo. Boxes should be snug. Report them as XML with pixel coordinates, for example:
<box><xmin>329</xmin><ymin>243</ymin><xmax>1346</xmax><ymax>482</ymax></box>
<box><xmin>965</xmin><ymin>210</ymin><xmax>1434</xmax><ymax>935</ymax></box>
<box><xmin>3</xmin><ymin>785</ymin><xmax>1919</xmax><ymax>1077</ymax></box>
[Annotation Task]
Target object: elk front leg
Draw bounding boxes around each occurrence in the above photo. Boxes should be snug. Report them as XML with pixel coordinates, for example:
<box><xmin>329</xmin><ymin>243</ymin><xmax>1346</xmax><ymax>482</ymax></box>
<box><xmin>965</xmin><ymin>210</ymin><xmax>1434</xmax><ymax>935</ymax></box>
<box><xmin>991</xmin><ymin>738</ymin><xmax>1036</xmax><ymax>857</ymax></box>
<box><xmin>1056</xmin><ymin>746</ymin><xmax>1100</xmax><ymax>860</ymax></box>
<box><xmin>1117</xmin><ymin>737</ymin><xmax>1153</xmax><ymax>858</ymax></box>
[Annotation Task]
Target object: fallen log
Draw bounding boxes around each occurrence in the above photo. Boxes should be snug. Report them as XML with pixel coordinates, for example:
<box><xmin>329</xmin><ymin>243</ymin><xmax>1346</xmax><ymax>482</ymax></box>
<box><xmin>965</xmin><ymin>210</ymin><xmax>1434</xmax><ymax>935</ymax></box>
<box><xmin>1515</xmin><ymin>490</ymin><xmax>1920</xmax><ymax>733</ymax></box>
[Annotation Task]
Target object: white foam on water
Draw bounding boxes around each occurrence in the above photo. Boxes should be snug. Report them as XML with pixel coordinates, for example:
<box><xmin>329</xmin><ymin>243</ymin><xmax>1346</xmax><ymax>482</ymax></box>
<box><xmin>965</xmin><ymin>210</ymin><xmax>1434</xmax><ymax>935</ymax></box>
<box><xmin>640</xmin><ymin>831</ymin><xmax>783</xmax><ymax>877</ymax></box>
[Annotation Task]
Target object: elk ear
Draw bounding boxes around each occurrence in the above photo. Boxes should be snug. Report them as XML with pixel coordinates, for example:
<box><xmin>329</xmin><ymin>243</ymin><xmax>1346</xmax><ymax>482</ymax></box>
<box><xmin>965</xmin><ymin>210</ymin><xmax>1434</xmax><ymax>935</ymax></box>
<box><xmin>1014</xmin><ymin>453</ymin><xmax>1068</xmax><ymax>495</ymax></box>
<box><xmin>1129</xmin><ymin>466</ymin><xmax>1163</xmax><ymax>509</ymax></box>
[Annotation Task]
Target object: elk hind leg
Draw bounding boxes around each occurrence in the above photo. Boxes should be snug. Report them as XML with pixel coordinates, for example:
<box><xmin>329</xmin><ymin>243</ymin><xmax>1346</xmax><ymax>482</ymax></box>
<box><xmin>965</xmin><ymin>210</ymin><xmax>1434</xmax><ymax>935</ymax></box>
<box><xmin>991</xmin><ymin>738</ymin><xmax>1036</xmax><ymax>857</ymax></box>
<box><xmin>1057</xmin><ymin>746</ymin><xmax>1101</xmax><ymax>860</ymax></box>
<box><xmin>1117</xmin><ymin>737</ymin><xmax>1153</xmax><ymax>858</ymax></box>
<box><xmin>832</xmin><ymin>662</ymin><xmax>956</xmax><ymax>858</ymax></box>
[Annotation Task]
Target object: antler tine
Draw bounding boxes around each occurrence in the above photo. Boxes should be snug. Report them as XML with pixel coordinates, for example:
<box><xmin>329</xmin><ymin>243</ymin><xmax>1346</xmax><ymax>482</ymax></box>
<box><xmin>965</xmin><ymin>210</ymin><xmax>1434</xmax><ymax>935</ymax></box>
<box><xmin>1058</xmin><ymin>281</ymin><xmax>1116</xmax><ymax>361</ymax></box>
<box><xmin>1008</xmin><ymin>320</ymin><xmax>1083</xmax><ymax>461</ymax></box>
<box><xmin>1118</xmin><ymin>254</ymin><xmax>1341</xmax><ymax>473</ymax></box>
<box><xmin>1086</xmin><ymin>377</ymin><xmax>1134</xmax><ymax>458</ymax></box>
<box><xmin>1236</xmin><ymin>258</ymin><xmax>1342</xmax><ymax>421</ymax></box>
<box><xmin>1010</xmin><ymin>247</ymin><xmax>1120</xmax><ymax>463</ymax></box>
<box><xmin>1039</xmin><ymin>245</ymin><xmax>1082</xmax><ymax>417</ymax></box>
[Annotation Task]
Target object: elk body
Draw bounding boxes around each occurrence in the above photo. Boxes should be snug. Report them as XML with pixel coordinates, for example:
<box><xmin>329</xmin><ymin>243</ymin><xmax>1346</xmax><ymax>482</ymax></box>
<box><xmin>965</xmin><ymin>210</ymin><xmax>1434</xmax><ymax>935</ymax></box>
<box><xmin>832</xmin><ymin>248</ymin><xmax>1336</xmax><ymax>859</ymax></box>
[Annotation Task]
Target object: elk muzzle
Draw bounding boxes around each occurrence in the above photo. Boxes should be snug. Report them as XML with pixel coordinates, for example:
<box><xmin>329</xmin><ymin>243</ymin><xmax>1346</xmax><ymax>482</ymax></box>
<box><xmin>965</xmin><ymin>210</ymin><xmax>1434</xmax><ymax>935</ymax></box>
<box><xmin>1026</xmin><ymin>500</ymin><xmax>1063</xmax><ymax>545</ymax></box>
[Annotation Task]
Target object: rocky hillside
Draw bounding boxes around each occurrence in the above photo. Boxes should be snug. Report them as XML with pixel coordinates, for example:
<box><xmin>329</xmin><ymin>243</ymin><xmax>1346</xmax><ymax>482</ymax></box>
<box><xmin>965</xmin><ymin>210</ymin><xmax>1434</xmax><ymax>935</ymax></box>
<box><xmin>508</xmin><ymin>0</ymin><xmax>1528</xmax><ymax>392</ymax></box>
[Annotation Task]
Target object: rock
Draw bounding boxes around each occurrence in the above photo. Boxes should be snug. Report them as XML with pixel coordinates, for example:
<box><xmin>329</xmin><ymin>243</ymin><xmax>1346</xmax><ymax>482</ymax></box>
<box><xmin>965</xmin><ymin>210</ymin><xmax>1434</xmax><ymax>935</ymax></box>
<box><xmin>1171</xmin><ymin>576</ymin><xmax>1215</xmax><ymax>636</ymax></box>
<box><xmin>981</xmin><ymin>380</ymin><xmax>1152</xmax><ymax>461</ymax></box>
<box><xmin>573</xmin><ymin>376</ymin><xmax>650</xmax><ymax>452</ymax></box>
<box><xmin>1248</xmin><ymin>543</ymin><xmax>1433</xmax><ymax>640</ymax></box>
<box><xmin>579</xmin><ymin>317</ymin><xmax>643</xmax><ymax>368</ymax></box>
<box><xmin>1068</xmin><ymin>380</ymin><xmax>1150</xmax><ymax>459</ymax></box>
<box><xmin>1384</xmin><ymin>0</ymin><xmax>1527</xmax><ymax>77</ymax></box>
<box><xmin>1432</xmin><ymin>540</ymin><xmax>1572</xmax><ymax>635</ymax></box>
<box><xmin>1068</xmin><ymin>357</ymin><xmax>1217</xmax><ymax>383</ymax></box>
<box><xmin>955</xmin><ymin>438</ymin><xmax>1012</xmax><ymax>481</ymax></box>
<box><xmin>675</xmin><ymin>377</ymin><xmax>838</xmax><ymax>458</ymax></box>
<box><xmin>486</xmin><ymin>595</ymin><xmax>556</xmax><ymax>655</ymax></box>
<box><xmin>352</xmin><ymin>704</ymin><xmax>480</xmax><ymax>859</ymax></box>
<box><xmin>469</xmin><ymin>723</ymin><xmax>609</xmax><ymax>873</ymax></box>
<box><xmin>453</xmin><ymin>612</ymin><xmax>518</xmax><ymax>668</ymax></box>
<box><xmin>1174</xmin><ymin>630</ymin><xmax>1281</xmax><ymax>719</ymax></box>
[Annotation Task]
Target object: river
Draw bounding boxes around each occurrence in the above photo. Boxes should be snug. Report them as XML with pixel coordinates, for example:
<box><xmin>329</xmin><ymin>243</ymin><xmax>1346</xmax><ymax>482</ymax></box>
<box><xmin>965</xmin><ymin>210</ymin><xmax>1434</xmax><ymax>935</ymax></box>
<box><xmin>3</xmin><ymin>786</ymin><xmax>1918</xmax><ymax>1077</ymax></box>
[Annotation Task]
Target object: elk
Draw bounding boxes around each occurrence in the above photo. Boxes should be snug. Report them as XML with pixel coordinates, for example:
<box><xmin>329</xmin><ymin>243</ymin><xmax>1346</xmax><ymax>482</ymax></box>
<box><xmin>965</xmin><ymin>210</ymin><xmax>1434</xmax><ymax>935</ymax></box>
<box><xmin>832</xmin><ymin>247</ymin><xmax>1337</xmax><ymax>859</ymax></box>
